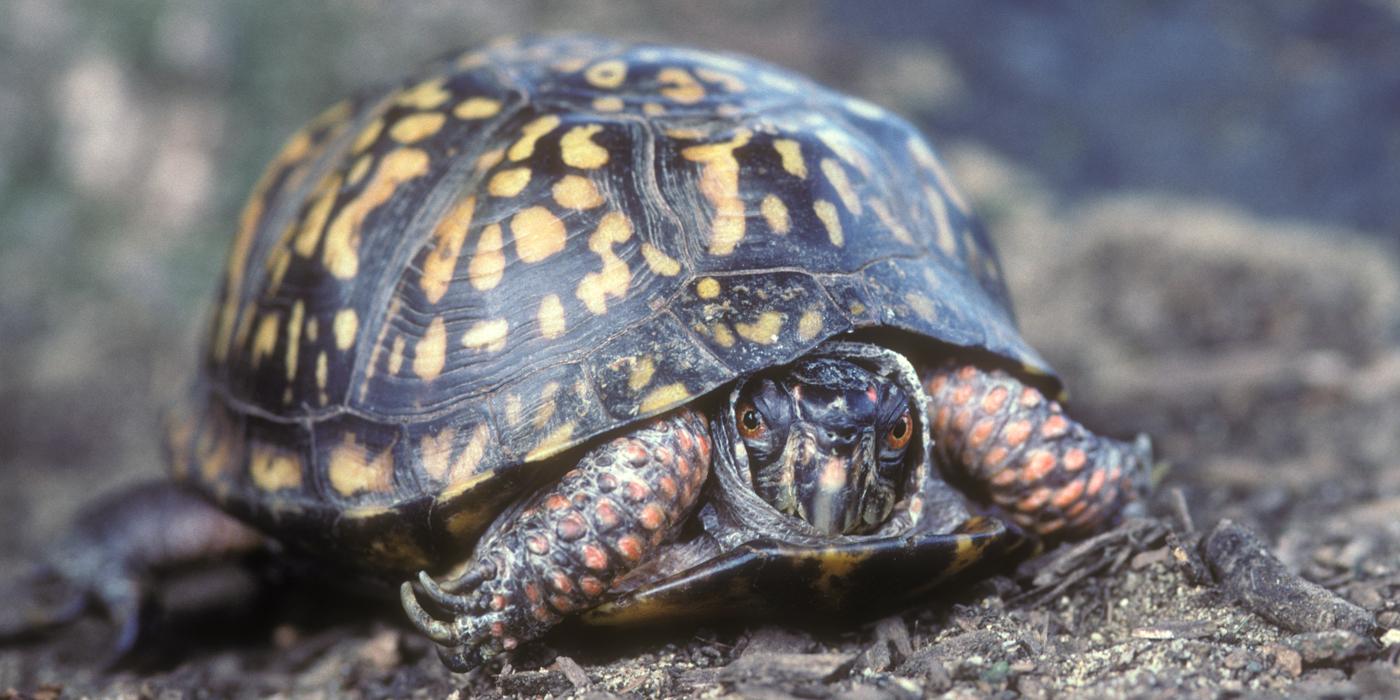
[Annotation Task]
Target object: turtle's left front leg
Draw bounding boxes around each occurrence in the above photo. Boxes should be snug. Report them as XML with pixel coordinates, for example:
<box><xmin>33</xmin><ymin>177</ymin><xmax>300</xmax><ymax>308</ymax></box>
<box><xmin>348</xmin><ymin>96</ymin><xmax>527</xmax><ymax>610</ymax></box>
<box><xmin>923</xmin><ymin>364</ymin><xmax>1153</xmax><ymax>538</ymax></box>
<box><xmin>402</xmin><ymin>409</ymin><xmax>712</xmax><ymax>672</ymax></box>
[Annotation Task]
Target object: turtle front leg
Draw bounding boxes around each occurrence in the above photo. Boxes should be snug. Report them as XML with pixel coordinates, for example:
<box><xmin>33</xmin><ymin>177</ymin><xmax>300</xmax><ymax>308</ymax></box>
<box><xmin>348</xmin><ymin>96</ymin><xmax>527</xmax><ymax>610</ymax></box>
<box><xmin>402</xmin><ymin>409</ymin><xmax>712</xmax><ymax>672</ymax></box>
<box><xmin>924</xmin><ymin>364</ymin><xmax>1153</xmax><ymax>538</ymax></box>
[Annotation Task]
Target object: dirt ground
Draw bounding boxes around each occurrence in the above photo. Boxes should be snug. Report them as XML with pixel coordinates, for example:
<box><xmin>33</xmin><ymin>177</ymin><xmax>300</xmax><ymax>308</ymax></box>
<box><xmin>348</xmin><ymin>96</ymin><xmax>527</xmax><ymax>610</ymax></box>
<box><xmin>2</xmin><ymin>2</ymin><xmax>1398</xmax><ymax>698</ymax></box>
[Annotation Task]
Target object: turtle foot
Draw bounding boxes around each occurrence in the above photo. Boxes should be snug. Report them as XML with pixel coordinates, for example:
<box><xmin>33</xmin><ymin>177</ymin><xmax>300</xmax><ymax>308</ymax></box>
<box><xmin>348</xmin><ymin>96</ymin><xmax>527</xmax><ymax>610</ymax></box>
<box><xmin>401</xmin><ymin>410</ymin><xmax>712</xmax><ymax>672</ymax></box>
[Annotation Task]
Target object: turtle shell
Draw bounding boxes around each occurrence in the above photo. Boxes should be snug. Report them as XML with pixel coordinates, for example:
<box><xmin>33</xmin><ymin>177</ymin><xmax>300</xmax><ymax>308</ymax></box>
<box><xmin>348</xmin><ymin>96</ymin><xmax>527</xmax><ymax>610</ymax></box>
<box><xmin>166</xmin><ymin>35</ymin><xmax>1053</xmax><ymax>576</ymax></box>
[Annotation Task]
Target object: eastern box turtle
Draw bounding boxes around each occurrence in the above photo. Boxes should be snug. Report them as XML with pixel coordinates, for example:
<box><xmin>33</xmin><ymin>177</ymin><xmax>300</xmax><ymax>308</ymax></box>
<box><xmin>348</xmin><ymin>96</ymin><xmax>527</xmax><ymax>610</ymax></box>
<box><xmin>19</xmin><ymin>36</ymin><xmax>1152</xmax><ymax>671</ymax></box>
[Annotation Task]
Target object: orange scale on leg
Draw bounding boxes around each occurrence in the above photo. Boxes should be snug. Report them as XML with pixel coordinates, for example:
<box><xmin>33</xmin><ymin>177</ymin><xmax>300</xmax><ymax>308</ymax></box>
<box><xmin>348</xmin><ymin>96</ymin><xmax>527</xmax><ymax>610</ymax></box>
<box><xmin>524</xmin><ymin>582</ymin><xmax>541</xmax><ymax>603</ymax></box>
<box><xmin>582</xmin><ymin>544</ymin><xmax>610</xmax><ymax>570</ymax></box>
<box><xmin>990</xmin><ymin>467</ymin><xmax>1019</xmax><ymax>488</ymax></box>
<box><xmin>639</xmin><ymin>503</ymin><xmax>666</xmax><ymax>530</ymax></box>
<box><xmin>491</xmin><ymin>594</ymin><xmax>507</xmax><ymax>611</ymax></box>
<box><xmin>594</xmin><ymin>499</ymin><xmax>621</xmax><ymax>530</ymax></box>
<box><xmin>1063</xmin><ymin>448</ymin><xmax>1087</xmax><ymax>472</ymax></box>
<box><xmin>968</xmin><ymin>418</ymin><xmax>996</xmax><ymax>449</ymax></box>
<box><xmin>953</xmin><ymin>409</ymin><xmax>974</xmax><ymax>433</ymax></box>
<box><xmin>950</xmin><ymin>384</ymin><xmax>975</xmax><ymax>406</ymax></box>
<box><xmin>1020</xmin><ymin>450</ymin><xmax>1057</xmax><ymax>484</ymax></box>
<box><xmin>985</xmin><ymin>446</ymin><xmax>1009</xmax><ymax>468</ymax></box>
<box><xmin>1017</xmin><ymin>487</ymin><xmax>1052</xmax><ymax>513</ymax></box>
<box><xmin>579</xmin><ymin>575</ymin><xmax>604</xmax><ymax>597</ymax></box>
<box><xmin>957</xmin><ymin>365</ymin><xmax>978</xmax><ymax>381</ymax></box>
<box><xmin>549</xmin><ymin>594</ymin><xmax>575</xmax><ymax>613</ymax></box>
<box><xmin>653</xmin><ymin>446</ymin><xmax>674</xmax><ymax>465</ymax></box>
<box><xmin>981</xmin><ymin>386</ymin><xmax>1008</xmax><ymax>414</ymax></box>
<box><xmin>615</xmin><ymin>534</ymin><xmax>644</xmax><ymax>562</ymax></box>
<box><xmin>545</xmin><ymin>494</ymin><xmax>569</xmax><ymax>511</ymax></box>
<box><xmin>1040</xmin><ymin>415</ymin><xmax>1069</xmax><ymax>439</ymax></box>
<box><xmin>1051</xmin><ymin>479</ymin><xmax>1087</xmax><ymax>509</ymax></box>
<box><xmin>934</xmin><ymin>405</ymin><xmax>952</xmax><ymax>433</ymax></box>
<box><xmin>1002</xmin><ymin>420</ymin><xmax>1032</xmax><ymax>448</ymax></box>
<box><xmin>532</xmin><ymin>605</ymin><xmax>553</xmax><ymax>622</ymax></box>
<box><xmin>491</xmin><ymin>621</ymin><xmax>505</xmax><ymax>637</ymax></box>
<box><xmin>550</xmin><ymin>570</ymin><xmax>573</xmax><ymax>593</ymax></box>
<box><xmin>1019</xmin><ymin>387</ymin><xmax>1041</xmax><ymax>408</ymax></box>
<box><xmin>657</xmin><ymin>476</ymin><xmax>678</xmax><ymax>501</ymax></box>
<box><xmin>1085</xmin><ymin>468</ymin><xmax>1107</xmax><ymax>497</ymax></box>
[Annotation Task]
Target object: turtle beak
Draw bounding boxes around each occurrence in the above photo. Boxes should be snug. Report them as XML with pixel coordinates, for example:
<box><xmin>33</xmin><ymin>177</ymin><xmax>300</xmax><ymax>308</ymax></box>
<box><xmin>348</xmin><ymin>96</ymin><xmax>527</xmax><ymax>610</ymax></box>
<box><xmin>792</xmin><ymin>427</ymin><xmax>886</xmax><ymax>535</ymax></box>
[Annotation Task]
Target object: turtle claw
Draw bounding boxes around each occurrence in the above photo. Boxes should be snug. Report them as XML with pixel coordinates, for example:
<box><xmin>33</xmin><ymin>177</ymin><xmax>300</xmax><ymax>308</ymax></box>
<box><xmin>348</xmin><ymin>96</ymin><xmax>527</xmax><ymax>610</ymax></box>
<box><xmin>401</xmin><ymin>575</ymin><xmax>512</xmax><ymax>672</ymax></box>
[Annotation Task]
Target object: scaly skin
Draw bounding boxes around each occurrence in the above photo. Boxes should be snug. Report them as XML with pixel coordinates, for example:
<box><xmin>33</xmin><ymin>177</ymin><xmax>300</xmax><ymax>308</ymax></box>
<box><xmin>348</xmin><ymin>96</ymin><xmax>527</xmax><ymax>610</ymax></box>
<box><xmin>402</xmin><ymin>409</ymin><xmax>712</xmax><ymax>671</ymax></box>
<box><xmin>924</xmin><ymin>364</ymin><xmax>1152</xmax><ymax>538</ymax></box>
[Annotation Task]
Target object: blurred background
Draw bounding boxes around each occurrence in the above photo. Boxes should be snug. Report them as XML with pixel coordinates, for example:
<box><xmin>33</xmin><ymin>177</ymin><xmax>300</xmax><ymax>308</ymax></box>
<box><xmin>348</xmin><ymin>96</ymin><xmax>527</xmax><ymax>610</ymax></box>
<box><xmin>2</xmin><ymin>0</ymin><xmax>1398</xmax><ymax>565</ymax></box>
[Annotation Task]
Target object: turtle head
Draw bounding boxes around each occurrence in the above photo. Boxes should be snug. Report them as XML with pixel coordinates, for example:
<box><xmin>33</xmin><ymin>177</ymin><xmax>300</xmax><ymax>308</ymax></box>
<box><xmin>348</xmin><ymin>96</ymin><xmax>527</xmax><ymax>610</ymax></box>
<box><xmin>733</xmin><ymin>358</ymin><xmax>914</xmax><ymax>535</ymax></box>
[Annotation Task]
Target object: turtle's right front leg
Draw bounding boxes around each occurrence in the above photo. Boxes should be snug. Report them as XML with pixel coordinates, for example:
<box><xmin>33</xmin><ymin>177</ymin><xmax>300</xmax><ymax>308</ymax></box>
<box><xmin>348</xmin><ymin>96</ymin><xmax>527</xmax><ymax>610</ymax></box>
<box><xmin>402</xmin><ymin>409</ymin><xmax>713</xmax><ymax>672</ymax></box>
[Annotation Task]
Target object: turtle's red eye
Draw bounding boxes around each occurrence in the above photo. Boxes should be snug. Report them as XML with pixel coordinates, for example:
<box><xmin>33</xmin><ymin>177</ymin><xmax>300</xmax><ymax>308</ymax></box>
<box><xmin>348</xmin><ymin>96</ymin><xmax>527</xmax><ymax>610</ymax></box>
<box><xmin>885</xmin><ymin>411</ymin><xmax>912</xmax><ymax>450</ymax></box>
<box><xmin>736</xmin><ymin>401</ymin><xmax>766</xmax><ymax>439</ymax></box>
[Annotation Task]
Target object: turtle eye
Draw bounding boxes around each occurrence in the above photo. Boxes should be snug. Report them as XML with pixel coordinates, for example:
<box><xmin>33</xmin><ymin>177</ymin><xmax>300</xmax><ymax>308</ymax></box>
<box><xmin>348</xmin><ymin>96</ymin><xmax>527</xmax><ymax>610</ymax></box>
<box><xmin>736</xmin><ymin>401</ymin><xmax>766</xmax><ymax>439</ymax></box>
<box><xmin>885</xmin><ymin>411</ymin><xmax>912</xmax><ymax>450</ymax></box>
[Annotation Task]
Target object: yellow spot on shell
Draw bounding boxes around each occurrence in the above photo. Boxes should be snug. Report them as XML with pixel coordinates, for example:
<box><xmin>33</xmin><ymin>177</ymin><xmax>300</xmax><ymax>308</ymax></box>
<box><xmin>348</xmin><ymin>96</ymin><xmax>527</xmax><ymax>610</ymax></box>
<box><xmin>814</xmin><ymin>199</ymin><xmax>843</xmax><ymax>247</ymax></box>
<box><xmin>390</xmin><ymin>112</ymin><xmax>446</xmax><ymax>144</ymax></box>
<box><xmin>469</xmin><ymin>223</ymin><xmax>506</xmax><ymax>290</ymax></box>
<box><xmin>695</xmin><ymin>67</ymin><xmax>746</xmax><ymax>92</ymax></box>
<box><xmin>712</xmin><ymin>323</ymin><xmax>735</xmax><ymax>347</ymax></box>
<box><xmin>584</xmin><ymin>60</ymin><xmax>627</xmax><ymax>89</ymax></box>
<box><xmin>552</xmin><ymin>57</ymin><xmax>588</xmax><ymax>73</ymax></box>
<box><xmin>294</xmin><ymin>174</ymin><xmax>342</xmax><ymax>257</ymax></box>
<box><xmin>511</xmin><ymin>206</ymin><xmax>566</xmax><ymax>262</ymax></box>
<box><xmin>925</xmin><ymin>185</ymin><xmax>958</xmax><ymax>257</ymax></box>
<box><xmin>532</xmin><ymin>383</ymin><xmax>561</xmax><ymax>428</ymax></box>
<box><xmin>905</xmin><ymin>293</ymin><xmax>938</xmax><ymax>322</ymax></box>
<box><xmin>575</xmin><ymin>212</ymin><xmax>633</xmax><ymax>315</ymax></box>
<box><xmin>552</xmin><ymin>175</ymin><xmax>604</xmax><ymax>209</ymax></box>
<box><xmin>346</xmin><ymin>155</ymin><xmax>372</xmax><ymax>188</ymax></box>
<box><xmin>628</xmin><ymin>356</ymin><xmax>656</xmax><ymax>392</ymax></box>
<box><xmin>508</xmin><ymin>114</ymin><xmax>561</xmax><ymax>161</ymax></box>
<box><xmin>682</xmin><ymin>130</ymin><xmax>752</xmax><ymax>256</ymax></box>
<box><xmin>454</xmin><ymin>97</ymin><xmax>502</xmax><ymax>120</ymax></box>
<box><xmin>449</xmin><ymin>424</ymin><xmax>491</xmax><ymax>482</ymax></box>
<box><xmin>250</xmin><ymin>443</ymin><xmax>302</xmax><ymax>491</ymax></box>
<box><xmin>526</xmin><ymin>422</ymin><xmax>577</xmax><ymax>462</ymax></box>
<box><xmin>537</xmin><ymin>294</ymin><xmax>566</xmax><ymax>339</ymax></box>
<box><xmin>419</xmin><ymin>425</ymin><xmax>475</xmax><ymax>482</ymax></box>
<box><xmin>421</xmin><ymin>196</ymin><xmax>475</xmax><ymax>303</ymax></box>
<box><xmin>821</xmin><ymin>158</ymin><xmax>862</xmax><ymax>215</ymax></box>
<box><xmin>316</xmin><ymin>351</ymin><xmax>328</xmax><ymax>390</ymax></box>
<box><xmin>475</xmin><ymin>147</ymin><xmax>505</xmax><ymax>174</ymax></box>
<box><xmin>352</xmin><ymin>119</ymin><xmax>384</xmax><ymax>154</ymax></box>
<box><xmin>798</xmin><ymin>310</ymin><xmax>823</xmax><ymax>341</ymax></box>
<box><xmin>327</xmin><ymin>435</ymin><xmax>394</xmax><ymax>496</ymax></box>
<box><xmin>488</xmin><ymin>167</ymin><xmax>532</xmax><ymax>197</ymax></box>
<box><xmin>696</xmin><ymin>277</ymin><xmax>720</xmax><ymax>299</ymax></box>
<box><xmin>640</xmin><ymin>383</ymin><xmax>690</xmax><ymax>414</ymax></box>
<box><xmin>461</xmin><ymin>319</ymin><xmax>509</xmax><ymax>353</ymax></box>
<box><xmin>640</xmin><ymin>243</ymin><xmax>680</xmax><ymax>276</ymax></box>
<box><xmin>305</xmin><ymin>317</ymin><xmax>318</xmax><ymax>343</ymax></box>
<box><xmin>251</xmin><ymin>313</ymin><xmax>279</xmax><ymax>367</ymax></box>
<box><xmin>413</xmin><ymin>317</ymin><xmax>448</xmax><ymax>381</ymax></box>
<box><xmin>396</xmin><ymin>77</ymin><xmax>451</xmax><ymax>110</ymax></box>
<box><xmin>773</xmin><ymin>139</ymin><xmax>807</xmax><ymax>178</ymax></box>
<box><xmin>761</xmin><ymin>194</ymin><xmax>790</xmax><ymax>234</ymax></box>
<box><xmin>333</xmin><ymin>308</ymin><xmax>359</xmax><ymax>350</ymax></box>
<box><xmin>736</xmin><ymin>311</ymin><xmax>785</xmax><ymax>345</ymax></box>
<box><xmin>642</xmin><ymin>102</ymin><xmax>665</xmax><ymax>117</ymax></box>
<box><xmin>388</xmin><ymin>335</ymin><xmax>406</xmax><ymax>375</ymax></box>
<box><xmin>322</xmin><ymin>148</ymin><xmax>430</xmax><ymax>279</ymax></box>
<box><xmin>592</xmin><ymin>96</ymin><xmax>624</xmax><ymax>112</ymax></box>
<box><xmin>658</xmin><ymin>67</ymin><xmax>706</xmax><ymax>104</ymax></box>
<box><xmin>284</xmin><ymin>301</ymin><xmax>304</xmax><ymax>381</ymax></box>
<box><xmin>560</xmin><ymin>125</ymin><xmax>609</xmax><ymax>169</ymax></box>
<box><xmin>908</xmin><ymin>136</ymin><xmax>970</xmax><ymax>214</ymax></box>
<box><xmin>505</xmin><ymin>394</ymin><xmax>523</xmax><ymax>426</ymax></box>
<box><xmin>870</xmin><ymin>199</ymin><xmax>914</xmax><ymax>245</ymax></box>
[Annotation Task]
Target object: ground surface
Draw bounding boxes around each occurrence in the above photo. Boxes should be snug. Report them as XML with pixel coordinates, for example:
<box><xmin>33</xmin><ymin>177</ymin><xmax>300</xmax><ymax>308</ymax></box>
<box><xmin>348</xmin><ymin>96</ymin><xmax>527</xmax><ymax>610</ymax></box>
<box><xmin>2</xmin><ymin>2</ymin><xmax>1398</xmax><ymax>698</ymax></box>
